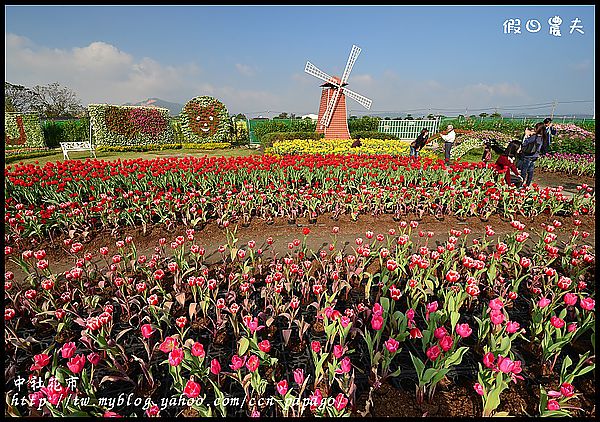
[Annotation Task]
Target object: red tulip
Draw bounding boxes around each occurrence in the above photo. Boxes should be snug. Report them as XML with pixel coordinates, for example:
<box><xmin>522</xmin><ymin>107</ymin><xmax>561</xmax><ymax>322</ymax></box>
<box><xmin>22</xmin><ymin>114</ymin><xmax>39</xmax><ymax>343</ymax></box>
<box><xmin>426</xmin><ymin>345</ymin><xmax>441</xmax><ymax>361</ymax></box>
<box><xmin>210</xmin><ymin>359</ymin><xmax>221</xmax><ymax>375</ymax></box>
<box><xmin>258</xmin><ymin>340</ymin><xmax>271</xmax><ymax>353</ymax></box>
<box><xmin>30</xmin><ymin>353</ymin><xmax>51</xmax><ymax>371</ymax></box>
<box><xmin>439</xmin><ymin>335</ymin><xmax>453</xmax><ymax>352</ymax></box>
<box><xmin>67</xmin><ymin>354</ymin><xmax>86</xmax><ymax>373</ymax></box>
<box><xmin>168</xmin><ymin>348</ymin><xmax>184</xmax><ymax>366</ymax></box>
<box><xmin>183</xmin><ymin>379</ymin><xmax>201</xmax><ymax>398</ymax></box>
<box><xmin>141</xmin><ymin>324</ymin><xmax>154</xmax><ymax>339</ymax></box>
<box><xmin>334</xmin><ymin>393</ymin><xmax>349</xmax><ymax>411</ymax></box>
<box><xmin>61</xmin><ymin>341</ymin><xmax>76</xmax><ymax>359</ymax></box>
<box><xmin>277</xmin><ymin>379</ymin><xmax>288</xmax><ymax>395</ymax></box>
<box><xmin>191</xmin><ymin>342</ymin><xmax>205</xmax><ymax>358</ymax></box>
<box><xmin>246</xmin><ymin>355</ymin><xmax>260</xmax><ymax>372</ymax></box>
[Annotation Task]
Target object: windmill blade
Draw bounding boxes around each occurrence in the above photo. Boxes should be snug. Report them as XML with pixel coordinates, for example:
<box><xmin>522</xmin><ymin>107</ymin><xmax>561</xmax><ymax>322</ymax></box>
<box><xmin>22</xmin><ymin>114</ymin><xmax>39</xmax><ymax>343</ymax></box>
<box><xmin>341</xmin><ymin>86</ymin><xmax>372</xmax><ymax>110</ymax></box>
<box><xmin>340</xmin><ymin>45</ymin><xmax>361</xmax><ymax>85</ymax></box>
<box><xmin>305</xmin><ymin>61</ymin><xmax>339</xmax><ymax>86</ymax></box>
<box><xmin>321</xmin><ymin>88</ymin><xmax>342</xmax><ymax>127</ymax></box>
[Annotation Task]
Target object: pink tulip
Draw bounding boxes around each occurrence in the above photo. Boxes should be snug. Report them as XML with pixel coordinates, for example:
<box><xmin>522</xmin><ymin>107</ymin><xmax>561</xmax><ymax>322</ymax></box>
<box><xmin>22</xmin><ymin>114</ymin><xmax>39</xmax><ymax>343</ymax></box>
<box><xmin>506</xmin><ymin>321</ymin><xmax>520</xmax><ymax>334</ymax></box>
<box><xmin>547</xmin><ymin>399</ymin><xmax>560</xmax><ymax>411</ymax></box>
<box><xmin>473</xmin><ymin>383</ymin><xmax>485</xmax><ymax>396</ymax></box>
<box><xmin>538</xmin><ymin>297</ymin><xmax>551</xmax><ymax>308</ymax></box>
<box><xmin>293</xmin><ymin>368</ymin><xmax>305</xmax><ymax>385</ymax></box>
<box><xmin>563</xmin><ymin>293</ymin><xmax>578</xmax><ymax>306</ymax></box>
<box><xmin>550</xmin><ymin>316</ymin><xmax>565</xmax><ymax>329</ymax></box>
<box><xmin>456</xmin><ymin>323</ymin><xmax>472</xmax><ymax>338</ymax></box>
<box><xmin>371</xmin><ymin>314</ymin><xmax>383</xmax><ymax>331</ymax></box>
<box><xmin>560</xmin><ymin>382</ymin><xmax>575</xmax><ymax>397</ymax></box>
<box><xmin>580</xmin><ymin>297</ymin><xmax>595</xmax><ymax>311</ymax></box>
<box><xmin>490</xmin><ymin>309</ymin><xmax>505</xmax><ymax>325</ymax></box>
<box><xmin>385</xmin><ymin>338</ymin><xmax>400</xmax><ymax>353</ymax></box>
<box><xmin>141</xmin><ymin>324</ymin><xmax>154</xmax><ymax>339</ymax></box>
<box><xmin>336</xmin><ymin>356</ymin><xmax>352</xmax><ymax>374</ymax></box>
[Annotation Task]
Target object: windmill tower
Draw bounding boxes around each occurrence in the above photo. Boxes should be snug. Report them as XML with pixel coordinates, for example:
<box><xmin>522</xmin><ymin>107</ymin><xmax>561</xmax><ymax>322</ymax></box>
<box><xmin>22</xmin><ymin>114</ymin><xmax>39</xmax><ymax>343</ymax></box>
<box><xmin>305</xmin><ymin>45</ymin><xmax>372</xmax><ymax>139</ymax></box>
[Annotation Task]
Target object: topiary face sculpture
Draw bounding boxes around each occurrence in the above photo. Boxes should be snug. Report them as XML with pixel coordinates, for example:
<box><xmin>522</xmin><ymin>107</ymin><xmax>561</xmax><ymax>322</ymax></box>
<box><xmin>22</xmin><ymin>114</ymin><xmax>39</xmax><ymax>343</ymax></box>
<box><xmin>181</xmin><ymin>96</ymin><xmax>231</xmax><ymax>143</ymax></box>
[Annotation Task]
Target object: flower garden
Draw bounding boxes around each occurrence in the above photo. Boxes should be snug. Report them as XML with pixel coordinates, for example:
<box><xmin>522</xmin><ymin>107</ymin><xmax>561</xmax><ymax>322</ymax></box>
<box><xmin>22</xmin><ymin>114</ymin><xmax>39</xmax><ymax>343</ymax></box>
<box><xmin>3</xmin><ymin>110</ymin><xmax>596</xmax><ymax>417</ymax></box>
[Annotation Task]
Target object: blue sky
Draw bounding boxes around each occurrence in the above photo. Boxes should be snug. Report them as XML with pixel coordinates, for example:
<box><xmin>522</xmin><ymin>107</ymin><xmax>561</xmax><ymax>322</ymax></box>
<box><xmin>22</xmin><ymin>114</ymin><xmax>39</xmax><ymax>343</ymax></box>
<box><xmin>5</xmin><ymin>5</ymin><xmax>595</xmax><ymax>117</ymax></box>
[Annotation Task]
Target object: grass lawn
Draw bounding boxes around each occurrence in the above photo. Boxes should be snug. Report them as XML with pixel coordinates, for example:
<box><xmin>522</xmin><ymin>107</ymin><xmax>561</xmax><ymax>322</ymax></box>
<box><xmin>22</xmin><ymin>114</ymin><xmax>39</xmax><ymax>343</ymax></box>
<box><xmin>5</xmin><ymin>147</ymin><xmax>262</xmax><ymax>167</ymax></box>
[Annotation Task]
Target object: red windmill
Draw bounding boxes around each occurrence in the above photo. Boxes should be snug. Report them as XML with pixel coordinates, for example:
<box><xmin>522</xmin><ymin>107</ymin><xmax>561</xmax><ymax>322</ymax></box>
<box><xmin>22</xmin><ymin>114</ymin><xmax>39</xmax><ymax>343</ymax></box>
<box><xmin>305</xmin><ymin>45</ymin><xmax>372</xmax><ymax>139</ymax></box>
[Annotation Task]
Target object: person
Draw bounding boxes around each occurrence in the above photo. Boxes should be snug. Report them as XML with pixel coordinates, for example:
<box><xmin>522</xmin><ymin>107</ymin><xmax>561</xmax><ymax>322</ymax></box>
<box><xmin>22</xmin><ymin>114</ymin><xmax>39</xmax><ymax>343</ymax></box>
<box><xmin>520</xmin><ymin>122</ymin><xmax>547</xmax><ymax>186</ymax></box>
<box><xmin>481</xmin><ymin>142</ymin><xmax>492</xmax><ymax>163</ymax></box>
<box><xmin>541</xmin><ymin>117</ymin><xmax>557</xmax><ymax>155</ymax></box>
<box><xmin>440</xmin><ymin>124</ymin><xmax>456</xmax><ymax>165</ymax></box>
<box><xmin>410</xmin><ymin>128</ymin><xmax>429</xmax><ymax>159</ymax></box>
<box><xmin>495</xmin><ymin>141</ymin><xmax>523</xmax><ymax>186</ymax></box>
<box><xmin>518</xmin><ymin>127</ymin><xmax>534</xmax><ymax>173</ymax></box>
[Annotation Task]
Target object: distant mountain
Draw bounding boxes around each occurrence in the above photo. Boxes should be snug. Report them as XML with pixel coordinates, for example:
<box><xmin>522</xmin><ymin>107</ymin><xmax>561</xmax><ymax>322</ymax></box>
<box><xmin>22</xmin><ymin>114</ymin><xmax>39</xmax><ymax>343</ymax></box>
<box><xmin>122</xmin><ymin>98</ymin><xmax>185</xmax><ymax>116</ymax></box>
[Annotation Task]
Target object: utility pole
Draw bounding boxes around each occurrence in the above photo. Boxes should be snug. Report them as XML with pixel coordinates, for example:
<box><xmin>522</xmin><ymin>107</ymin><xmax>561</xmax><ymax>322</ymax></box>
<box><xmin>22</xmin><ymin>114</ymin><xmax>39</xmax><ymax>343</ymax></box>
<box><xmin>550</xmin><ymin>100</ymin><xmax>557</xmax><ymax>118</ymax></box>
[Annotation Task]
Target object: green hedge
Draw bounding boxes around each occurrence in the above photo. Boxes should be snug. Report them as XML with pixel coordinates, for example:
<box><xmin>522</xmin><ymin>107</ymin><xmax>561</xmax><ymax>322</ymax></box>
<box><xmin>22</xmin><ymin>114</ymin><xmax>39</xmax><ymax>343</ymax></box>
<box><xmin>261</xmin><ymin>131</ymin><xmax>323</xmax><ymax>148</ymax></box>
<box><xmin>5</xmin><ymin>113</ymin><xmax>45</xmax><ymax>148</ymax></box>
<box><xmin>89</xmin><ymin>104</ymin><xmax>174</xmax><ymax>146</ymax></box>
<box><xmin>253</xmin><ymin>119</ymin><xmax>317</xmax><ymax>143</ymax></box>
<box><xmin>351</xmin><ymin>130</ymin><xmax>398</xmax><ymax>140</ymax></box>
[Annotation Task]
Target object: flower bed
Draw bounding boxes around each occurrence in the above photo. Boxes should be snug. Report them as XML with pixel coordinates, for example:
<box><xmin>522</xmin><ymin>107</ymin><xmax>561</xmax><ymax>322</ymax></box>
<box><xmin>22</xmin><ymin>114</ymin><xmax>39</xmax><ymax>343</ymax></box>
<box><xmin>269</xmin><ymin>138</ymin><xmax>438</xmax><ymax>158</ymax></box>
<box><xmin>4</xmin><ymin>155</ymin><xmax>595</xmax><ymax>245</ymax></box>
<box><xmin>4</xmin><ymin>217</ymin><xmax>595</xmax><ymax>417</ymax></box>
<box><xmin>537</xmin><ymin>153</ymin><xmax>595</xmax><ymax>177</ymax></box>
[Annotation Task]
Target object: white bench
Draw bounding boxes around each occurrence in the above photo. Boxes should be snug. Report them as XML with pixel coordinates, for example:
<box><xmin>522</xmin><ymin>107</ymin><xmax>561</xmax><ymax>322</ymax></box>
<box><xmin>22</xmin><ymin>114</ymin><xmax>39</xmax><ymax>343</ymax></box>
<box><xmin>59</xmin><ymin>141</ymin><xmax>97</xmax><ymax>160</ymax></box>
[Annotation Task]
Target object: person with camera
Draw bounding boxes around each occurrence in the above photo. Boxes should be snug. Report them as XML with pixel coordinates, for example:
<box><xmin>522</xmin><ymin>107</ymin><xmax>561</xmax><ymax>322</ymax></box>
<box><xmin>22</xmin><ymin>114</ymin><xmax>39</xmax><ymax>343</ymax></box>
<box><xmin>410</xmin><ymin>128</ymin><xmax>429</xmax><ymax>160</ymax></box>
<box><xmin>440</xmin><ymin>124</ymin><xmax>456</xmax><ymax>165</ymax></box>
<box><xmin>541</xmin><ymin>117</ymin><xmax>557</xmax><ymax>155</ymax></box>
<box><xmin>520</xmin><ymin>122</ymin><xmax>547</xmax><ymax>186</ymax></box>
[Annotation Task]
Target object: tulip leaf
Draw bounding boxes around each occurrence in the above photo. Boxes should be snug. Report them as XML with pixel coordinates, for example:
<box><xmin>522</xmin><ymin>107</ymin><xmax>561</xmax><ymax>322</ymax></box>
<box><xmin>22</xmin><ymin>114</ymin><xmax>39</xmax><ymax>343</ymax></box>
<box><xmin>409</xmin><ymin>352</ymin><xmax>425</xmax><ymax>381</ymax></box>
<box><xmin>238</xmin><ymin>337</ymin><xmax>249</xmax><ymax>356</ymax></box>
<box><xmin>422</xmin><ymin>367</ymin><xmax>437</xmax><ymax>384</ymax></box>
<box><xmin>443</xmin><ymin>346</ymin><xmax>468</xmax><ymax>368</ymax></box>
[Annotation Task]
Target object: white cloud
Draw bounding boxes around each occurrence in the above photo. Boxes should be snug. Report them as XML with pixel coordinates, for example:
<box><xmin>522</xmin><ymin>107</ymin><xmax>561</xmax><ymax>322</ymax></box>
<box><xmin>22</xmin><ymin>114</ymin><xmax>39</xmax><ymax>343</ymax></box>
<box><xmin>5</xmin><ymin>33</ymin><xmax>202</xmax><ymax>105</ymax></box>
<box><xmin>235</xmin><ymin>63</ymin><xmax>256</xmax><ymax>76</ymax></box>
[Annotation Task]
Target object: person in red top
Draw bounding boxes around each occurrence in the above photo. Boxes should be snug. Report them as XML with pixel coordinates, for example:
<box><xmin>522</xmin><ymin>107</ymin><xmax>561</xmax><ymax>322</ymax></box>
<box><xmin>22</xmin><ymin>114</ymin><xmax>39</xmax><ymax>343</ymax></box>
<box><xmin>495</xmin><ymin>141</ymin><xmax>523</xmax><ymax>187</ymax></box>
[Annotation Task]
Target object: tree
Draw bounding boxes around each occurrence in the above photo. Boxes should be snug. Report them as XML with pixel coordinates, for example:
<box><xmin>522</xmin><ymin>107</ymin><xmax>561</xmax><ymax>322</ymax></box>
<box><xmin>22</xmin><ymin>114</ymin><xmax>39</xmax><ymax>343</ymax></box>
<box><xmin>479</xmin><ymin>112</ymin><xmax>488</xmax><ymax>118</ymax></box>
<box><xmin>405</xmin><ymin>114</ymin><xmax>414</xmax><ymax>120</ymax></box>
<box><xmin>490</xmin><ymin>112</ymin><xmax>502</xmax><ymax>118</ymax></box>
<box><xmin>234</xmin><ymin>113</ymin><xmax>247</xmax><ymax>120</ymax></box>
<box><xmin>5</xmin><ymin>82</ymin><xmax>42</xmax><ymax>113</ymax></box>
<box><xmin>427</xmin><ymin>113</ymin><xmax>436</xmax><ymax>119</ymax></box>
<box><xmin>31</xmin><ymin>82</ymin><xmax>85</xmax><ymax>118</ymax></box>
<box><xmin>275</xmin><ymin>112</ymin><xmax>288</xmax><ymax>119</ymax></box>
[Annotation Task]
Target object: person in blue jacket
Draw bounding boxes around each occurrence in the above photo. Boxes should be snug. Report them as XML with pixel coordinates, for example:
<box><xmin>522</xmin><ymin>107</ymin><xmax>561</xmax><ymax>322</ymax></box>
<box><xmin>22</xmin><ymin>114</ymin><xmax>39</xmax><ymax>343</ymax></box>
<box><xmin>541</xmin><ymin>117</ymin><xmax>557</xmax><ymax>155</ymax></box>
<box><xmin>520</xmin><ymin>122</ymin><xmax>547</xmax><ymax>186</ymax></box>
